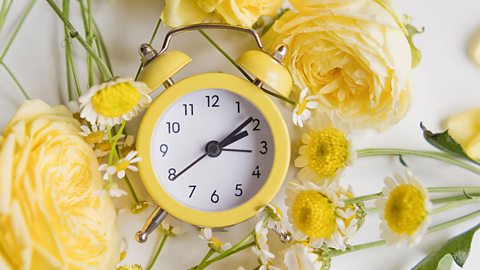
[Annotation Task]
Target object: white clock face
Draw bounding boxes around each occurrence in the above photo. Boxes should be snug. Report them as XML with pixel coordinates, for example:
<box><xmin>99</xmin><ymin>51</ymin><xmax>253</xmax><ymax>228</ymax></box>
<box><xmin>150</xmin><ymin>88</ymin><xmax>274</xmax><ymax>212</ymax></box>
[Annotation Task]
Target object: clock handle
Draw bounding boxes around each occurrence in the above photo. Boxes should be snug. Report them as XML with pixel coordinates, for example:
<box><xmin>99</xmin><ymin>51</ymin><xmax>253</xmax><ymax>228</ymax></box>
<box><xmin>135</xmin><ymin>206</ymin><xmax>168</xmax><ymax>243</ymax></box>
<box><xmin>157</xmin><ymin>23</ymin><xmax>263</xmax><ymax>55</ymax></box>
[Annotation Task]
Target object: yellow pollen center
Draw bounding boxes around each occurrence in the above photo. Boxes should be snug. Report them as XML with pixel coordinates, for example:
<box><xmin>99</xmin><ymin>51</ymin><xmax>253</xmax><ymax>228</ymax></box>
<box><xmin>306</xmin><ymin>127</ymin><xmax>349</xmax><ymax>178</ymax></box>
<box><xmin>296</xmin><ymin>100</ymin><xmax>308</xmax><ymax>116</ymax></box>
<box><xmin>116</xmin><ymin>160</ymin><xmax>130</xmax><ymax>172</ymax></box>
<box><xmin>83</xmin><ymin>131</ymin><xmax>104</xmax><ymax>145</ymax></box>
<box><xmin>385</xmin><ymin>184</ymin><xmax>427</xmax><ymax>235</ymax></box>
<box><xmin>95</xmin><ymin>141</ymin><xmax>111</xmax><ymax>152</ymax></box>
<box><xmin>91</xmin><ymin>82</ymin><xmax>141</xmax><ymax>117</ymax></box>
<box><xmin>292</xmin><ymin>190</ymin><xmax>336</xmax><ymax>238</ymax></box>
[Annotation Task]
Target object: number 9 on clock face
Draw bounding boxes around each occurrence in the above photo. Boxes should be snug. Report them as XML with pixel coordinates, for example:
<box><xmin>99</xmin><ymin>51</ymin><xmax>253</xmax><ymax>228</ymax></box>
<box><xmin>151</xmin><ymin>88</ymin><xmax>273</xmax><ymax>211</ymax></box>
<box><xmin>137</xmin><ymin>73</ymin><xmax>290</xmax><ymax>227</ymax></box>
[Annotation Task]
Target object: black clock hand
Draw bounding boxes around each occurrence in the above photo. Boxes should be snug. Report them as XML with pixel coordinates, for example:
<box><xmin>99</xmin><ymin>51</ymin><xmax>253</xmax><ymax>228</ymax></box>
<box><xmin>171</xmin><ymin>152</ymin><xmax>208</xmax><ymax>181</ymax></box>
<box><xmin>222</xmin><ymin>149</ymin><xmax>252</xmax><ymax>153</ymax></box>
<box><xmin>218</xmin><ymin>117</ymin><xmax>253</xmax><ymax>148</ymax></box>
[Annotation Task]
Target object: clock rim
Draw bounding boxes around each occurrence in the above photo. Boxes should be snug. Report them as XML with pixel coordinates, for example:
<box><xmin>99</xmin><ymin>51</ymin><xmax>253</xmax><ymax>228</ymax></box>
<box><xmin>137</xmin><ymin>72</ymin><xmax>290</xmax><ymax>228</ymax></box>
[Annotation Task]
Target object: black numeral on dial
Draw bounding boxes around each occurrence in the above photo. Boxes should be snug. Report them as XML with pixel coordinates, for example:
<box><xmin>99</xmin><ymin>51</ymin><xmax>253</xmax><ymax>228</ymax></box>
<box><xmin>166</xmin><ymin>122</ymin><xmax>180</xmax><ymax>134</ymax></box>
<box><xmin>188</xmin><ymin>185</ymin><xmax>196</xmax><ymax>198</ymax></box>
<box><xmin>206</xmin><ymin>95</ymin><xmax>219</xmax><ymax>107</ymax></box>
<box><xmin>168</xmin><ymin>168</ymin><xmax>176</xmax><ymax>181</ymax></box>
<box><xmin>252</xmin><ymin>165</ymin><xmax>261</xmax><ymax>179</ymax></box>
<box><xmin>235</xmin><ymin>101</ymin><xmax>240</xmax><ymax>113</ymax></box>
<box><xmin>252</xmin><ymin>119</ymin><xmax>260</xmax><ymax>131</ymax></box>
<box><xmin>159</xmin><ymin>144</ymin><xmax>168</xmax><ymax>157</ymax></box>
<box><xmin>260</xmin><ymin>141</ymin><xmax>267</xmax><ymax>155</ymax></box>
<box><xmin>235</xmin><ymin>184</ymin><xmax>243</xmax><ymax>197</ymax></box>
<box><xmin>211</xmin><ymin>190</ymin><xmax>220</xmax><ymax>203</ymax></box>
<box><xmin>182</xmin><ymin>104</ymin><xmax>194</xmax><ymax>116</ymax></box>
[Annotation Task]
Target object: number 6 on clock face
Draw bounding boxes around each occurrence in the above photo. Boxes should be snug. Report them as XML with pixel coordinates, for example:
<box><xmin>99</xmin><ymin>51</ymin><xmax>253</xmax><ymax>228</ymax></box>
<box><xmin>137</xmin><ymin>73</ymin><xmax>290</xmax><ymax>228</ymax></box>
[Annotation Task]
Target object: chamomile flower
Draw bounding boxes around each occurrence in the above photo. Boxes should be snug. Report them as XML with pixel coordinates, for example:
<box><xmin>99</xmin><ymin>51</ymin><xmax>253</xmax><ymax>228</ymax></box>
<box><xmin>79</xmin><ymin>78</ymin><xmax>151</xmax><ymax>126</ymax></box>
<box><xmin>116</xmin><ymin>264</ymin><xmax>142</xmax><ymax>270</ymax></box>
<box><xmin>285</xmin><ymin>180</ymin><xmax>360</xmax><ymax>251</ymax></box>
<box><xmin>293</xmin><ymin>88</ymin><xmax>319</xmax><ymax>127</ymax></box>
<box><xmin>376</xmin><ymin>171</ymin><xmax>432</xmax><ymax>247</ymax></box>
<box><xmin>159</xmin><ymin>217</ymin><xmax>183</xmax><ymax>237</ymax></box>
<box><xmin>94</xmin><ymin>182</ymin><xmax>127</xmax><ymax>198</ymax></box>
<box><xmin>294</xmin><ymin>113</ymin><xmax>354</xmax><ymax>183</ymax></box>
<box><xmin>282</xmin><ymin>244</ymin><xmax>322</xmax><ymax>270</ymax></box>
<box><xmin>199</xmin><ymin>227</ymin><xmax>232</xmax><ymax>252</ymax></box>
<box><xmin>119</xmin><ymin>134</ymin><xmax>135</xmax><ymax>157</ymax></box>
<box><xmin>79</xmin><ymin>124</ymin><xmax>107</xmax><ymax>145</ymax></box>
<box><xmin>99</xmin><ymin>150</ymin><xmax>141</xmax><ymax>180</ymax></box>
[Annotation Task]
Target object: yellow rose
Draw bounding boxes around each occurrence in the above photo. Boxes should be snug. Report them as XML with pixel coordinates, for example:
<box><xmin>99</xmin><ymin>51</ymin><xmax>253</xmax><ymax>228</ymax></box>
<box><xmin>0</xmin><ymin>100</ymin><xmax>120</xmax><ymax>269</ymax></box>
<box><xmin>263</xmin><ymin>0</ymin><xmax>412</xmax><ymax>130</ymax></box>
<box><xmin>161</xmin><ymin>0</ymin><xmax>283</xmax><ymax>28</ymax></box>
<box><xmin>445</xmin><ymin>108</ymin><xmax>480</xmax><ymax>160</ymax></box>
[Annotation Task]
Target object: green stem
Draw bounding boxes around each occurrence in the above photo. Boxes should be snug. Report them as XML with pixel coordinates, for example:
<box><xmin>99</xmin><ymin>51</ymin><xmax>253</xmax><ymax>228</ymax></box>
<box><xmin>428</xmin><ymin>209</ymin><xmax>480</xmax><ymax>233</ymax></box>
<box><xmin>199</xmin><ymin>242</ymin><xmax>256</xmax><ymax>269</ymax></box>
<box><xmin>357</xmin><ymin>148</ymin><xmax>480</xmax><ymax>175</ymax></box>
<box><xmin>134</xmin><ymin>16</ymin><xmax>162</xmax><ymax>80</ymax></box>
<box><xmin>94</xmin><ymin>36</ymin><xmax>107</xmax><ymax>81</ymax></box>
<box><xmin>0</xmin><ymin>0</ymin><xmax>13</xmax><ymax>34</ymax></box>
<box><xmin>190</xmin><ymin>231</ymin><xmax>255</xmax><ymax>270</ymax></box>
<box><xmin>344</xmin><ymin>192</ymin><xmax>383</xmax><ymax>204</ymax></box>
<box><xmin>344</xmin><ymin>187</ymin><xmax>480</xmax><ymax>205</ymax></box>
<box><xmin>93</xmin><ymin>20</ymin><xmax>113</xmax><ymax>74</ymax></box>
<box><xmin>431</xmin><ymin>198</ymin><xmax>480</xmax><ymax>214</ymax></box>
<box><xmin>0</xmin><ymin>61</ymin><xmax>29</xmax><ymax>99</ymax></box>
<box><xmin>196</xmin><ymin>249</ymin><xmax>215</xmax><ymax>270</ymax></box>
<box><xmin>198</xmin><ymin>29</ymin><xmax>253</xmax><ymax>82</ymax></box>
<box><xmin>67</xmin><ymin>41</ymin><xmax>81</xmax><ymax>97</ymax></box>
<box><xmin>45</xmin><ymin>0</ymin><xmax>113</xmax><ymax>80</ymax></box>
<box><xmin>331</xmin><ymin>209</ymin><xmax>480</xmax><ymax>257</ymax></box>
<box><xmin>124</xmin><ymin>174</ymin><xmax>141</xmax><ymax>206</ymax></box>
<box><xmin>62</xmin><ymin>0</ymin><xmax>72</xmax><ymax>101</ymax></box>
<box><xmin>0</xmin><ymin>0</ymin><xmax>36</xmax><ymax>62</ymax></box>
<box><xmin>146</xmin><ymin>234</ymin><xmax>169</xmax><ymax>270</ymax></box>
<box><xmin>432</xmin><ymin>193</ymin><xmax>480</xmax><ymax>204</ymax></box>
<box><xmin>428</xmin><ymin>186</ymin><xmax>480</xmax><ymax>193</ymax></box>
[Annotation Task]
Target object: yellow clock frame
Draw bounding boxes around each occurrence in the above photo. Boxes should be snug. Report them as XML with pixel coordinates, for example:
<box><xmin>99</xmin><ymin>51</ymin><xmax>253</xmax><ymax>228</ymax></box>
<box><xmin>137</xmin><ymin>72</ymin><xmax>290</xmax><ymax>228</ymax></box>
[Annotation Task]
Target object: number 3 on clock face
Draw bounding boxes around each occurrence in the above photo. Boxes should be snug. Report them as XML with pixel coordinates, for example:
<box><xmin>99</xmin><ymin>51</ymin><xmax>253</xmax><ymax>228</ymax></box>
<box><xmin>137</xmin><ymin>73</ymin><xmax>290</xmax><ymax>228</ymax></box>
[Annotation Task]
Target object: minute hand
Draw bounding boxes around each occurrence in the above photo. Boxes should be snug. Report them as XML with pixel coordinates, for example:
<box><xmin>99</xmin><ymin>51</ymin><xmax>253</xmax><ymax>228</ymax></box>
<box><xmin>218</xmin><ymin>117</ymin><xmax>253</xmax><ymax>148</ymax></box>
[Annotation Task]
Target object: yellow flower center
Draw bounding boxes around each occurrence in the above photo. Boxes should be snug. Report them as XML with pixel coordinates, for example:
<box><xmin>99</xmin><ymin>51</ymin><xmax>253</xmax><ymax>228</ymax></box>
<box><xmin>95</xmin><ymin>140</ymin><xmax>111</xmax><ymax>152</ymax></box>
<box><xmin>83</xmin><ymin>131</ymin><xmax>105</xmax><ymax>145</ymax></box>
<box><xmin>292</xmin><ymin>190</ymin><xmax>336</xmax><ymax>238</ymax></box>
<box><xmin>208</xmin><ymin>237</ymin><xmax>224</xmax><ymax>252</ymax></box>
<box><xmin>296</xmin><ymin>100</ymin><xmax>308</xmax><ymax>116</ymax></box>
<box><xmin>385</xmin><ymin>184</ymin><xmax>427</xmax><ymax>235</ymax></box>
<box><xmin>305</xmin><ymin>127</ymin><xmax>349</xmax><ymax>178</ymax></box>
<box><xmin>116</xmin><ymin>160</ymin><xmax>130</xmax><ymax>172</ymax></box>
<box><xmin>91</xmin><ymin>82</ymin><xmax>141</xmax><ymax>117</ymax></box>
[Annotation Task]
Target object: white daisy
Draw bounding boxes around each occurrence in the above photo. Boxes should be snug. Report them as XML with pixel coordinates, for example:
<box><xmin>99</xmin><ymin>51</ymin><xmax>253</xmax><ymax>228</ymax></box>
<box><xmin>294</xmin><ymin>112</ymin><xmax>355</xmax><ymax>183</ymax></box>
<box><xmin>199</xmin><ymin>227</ymin><xmax>232</xmax><ymax>252</ymax></box>
<box><xmin>375</xmin><ymin>171</ymin><xmax>432</xmax><ymax>247</ymax></box>
<box><xmin>159</xmin><ymin>217</ymin><xmax>183</xmax><ymax>237</ymax></box>
<box><xmin>78</xmin><ymin>124</ymin><xmax>106</xmax><ymax>145</ymax></box>
<box><xmin>292</xmin><ymin>88</ymin><xmax>319</xmax><ymax>127</ymax></box>
<box><xmin>79</xmin><ymin>77</ymin><xmax>151</xmax><ymax>126</ymax></box>
<box><xmin>99</xmin><ymin>150</ymin><xmax>141</xmax><ymax>180</ymax></box>
<box><xmin>93</xmin><ymin>182</ymin><xmax>127</xmax><ymax>198</ymax></box>
<box><xmin>282</xmin><ymin>244</ymin><xmax>322</xmax><ymax>270</ymax></box>
<box><xmin>285</xmin><ymin>180</ymin><xmax>360</xmax><ymax>251</ymax></box>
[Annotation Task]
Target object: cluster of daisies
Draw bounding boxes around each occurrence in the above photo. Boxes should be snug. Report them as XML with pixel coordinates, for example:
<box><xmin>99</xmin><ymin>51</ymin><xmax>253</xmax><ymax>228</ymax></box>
<box><xmin>71</xmin><ymin>77</ymin><xmax>152</xmax><ymax>199</ymax></box>
<box><xmin>279</xmin><ymin>88</ymin><xmax>433</xmax><ymax>268</ymax></box>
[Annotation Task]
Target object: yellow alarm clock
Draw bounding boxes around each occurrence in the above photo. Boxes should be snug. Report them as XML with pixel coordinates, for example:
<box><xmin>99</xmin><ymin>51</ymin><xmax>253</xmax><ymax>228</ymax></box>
<box><xmin>135</xmin><ymin>24</ymin><xmax>292</xmax><ymax>243</ymax></box>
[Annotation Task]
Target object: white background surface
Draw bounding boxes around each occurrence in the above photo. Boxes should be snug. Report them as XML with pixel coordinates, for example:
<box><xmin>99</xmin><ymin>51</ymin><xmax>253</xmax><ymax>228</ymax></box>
<box><xmin>1</xmin><ymin>0</ymin><xmax>479</xmax><ymax>269</ymax></box>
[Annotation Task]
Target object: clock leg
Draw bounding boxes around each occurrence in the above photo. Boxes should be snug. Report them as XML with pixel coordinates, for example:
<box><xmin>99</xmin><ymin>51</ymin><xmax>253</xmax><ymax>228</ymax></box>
<box><xmin>135</xmin><ymin>207</ymin><xmax>168</xmax><ymax>243</ymax></box>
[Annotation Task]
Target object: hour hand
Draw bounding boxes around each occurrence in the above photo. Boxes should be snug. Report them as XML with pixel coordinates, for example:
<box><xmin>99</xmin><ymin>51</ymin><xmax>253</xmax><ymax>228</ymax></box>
<box><xmin>218</xmin><ymin>117</ymin><xmax>253</xmax><ymax>148</ymax></box>
<box><xmin>219</xmin><ymin>130</ymin><xmax>248</xmax><ymax>148</ymax></box>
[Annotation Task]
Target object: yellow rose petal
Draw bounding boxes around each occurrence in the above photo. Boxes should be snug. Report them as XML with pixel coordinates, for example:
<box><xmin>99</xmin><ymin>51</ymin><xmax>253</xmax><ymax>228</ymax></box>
<box><xmin>162</xmin><ymin>0</ymin><xmax>209</xmax><ymax>27</ymax></box>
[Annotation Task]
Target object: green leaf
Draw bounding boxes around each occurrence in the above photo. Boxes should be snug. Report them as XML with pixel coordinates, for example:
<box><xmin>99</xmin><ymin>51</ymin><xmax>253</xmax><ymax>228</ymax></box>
<box><xmin>406</xmin><ymin>23</ymin><xmax>424</xmax><ymax>68</ymax></box>
<box><xmin>412</xmin><ymin>223</ymin><xmax>480</xmax><ymax>270</ymax></box>
<box><xmin>420</xmin><ymin>123</ymin><xmax>480</xmax><ymax>165</ymax></box>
